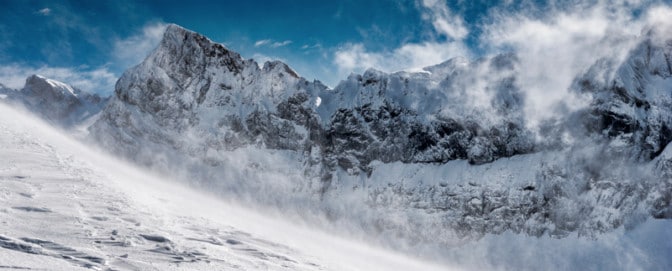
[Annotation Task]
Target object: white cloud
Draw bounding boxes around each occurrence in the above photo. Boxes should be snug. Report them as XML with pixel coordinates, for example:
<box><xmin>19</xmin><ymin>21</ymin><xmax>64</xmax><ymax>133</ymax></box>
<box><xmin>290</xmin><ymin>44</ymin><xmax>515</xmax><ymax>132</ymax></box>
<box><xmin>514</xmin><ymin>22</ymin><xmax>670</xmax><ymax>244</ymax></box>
<box><xmin>301</xmin><ymin>43</ymin><xmax>323</xmax><ymax>51</ymax></box>
<box><xmin>112</xmin><ymin>22</ymin><xmax>168</xmax><ymax>70</ymax></box>
<box><xmin>0</xmin><ymin>22</ymin><xmax>170</xmax><ymax>96</ymax></box>
<box><xmin>333</xmin><ymin>1</ymin><xmax>470</xmax><ymax>78</ymax></box>
<box><xmin>420</xmin><ymin>0</ymin><xmax>468</xmax><ymax>40</ymax></box>
<box><xmin>251</xmin><ymin>53</ymin><xmax>287</xmax><ymax>65</ymax></box>
<box><xmin>255</xmin><ymin>39</ymin><xmax>292</xmax><ymax>48</ymax></box>
<box><xmin>255</xmin><ymin>39</ymin><xmax>271</xmax><ymax>47</ymax></box>
<box><xmin>334</xmin><ymin>42</ymin><xmax>469</xmax><ymax>75</ymax></box>
<box><xmin>331</xmin><ymin>0</ymin><xmax>672</xmax><ymax>131</ymax></box>
<box><xmin>643</xmin><ymin>5</ymin><xmax>672</xmax><ymax>44</ymax></box>
<box><xmin>0</xmin><ymin>65</ymin><xmax>118</xmax><ymax>94</ymax></box>
<box><xmin>37</xmin><ymin>8</ymin><xmax>51</xmax><ymax>16</ymax></box>
<box><xmin>479</xmin><ymin>1</ymin><xmax>669</xmax><ymax>128</ymax></box>
<box><xmin>271</xmin><ymin>40</ymin><xmax>292</xmax><ymax>48</ymax></box>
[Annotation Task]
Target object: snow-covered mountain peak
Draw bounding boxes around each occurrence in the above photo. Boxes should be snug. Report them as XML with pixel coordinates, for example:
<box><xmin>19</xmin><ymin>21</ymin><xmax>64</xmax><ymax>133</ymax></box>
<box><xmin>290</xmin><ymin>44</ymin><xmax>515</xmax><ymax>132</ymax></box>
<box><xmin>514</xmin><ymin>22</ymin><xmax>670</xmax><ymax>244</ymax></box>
<box><xmin>116</xmin><ymin>25</ymin><xmax>329</xmax><ymax>124</ymax></box>
<box><xmin>262</xmin><ymin>60</ymin><xmax>299</xmax><ymax>77</ymax></box>
<box><xmin>160</xmin><ymin>23</ymin><xmax>219</xmax><ymax>50</ymax></box>
<box><xmin>0</xmin><ymin>75</ymin><xmax>108</xmax><ymax>129</ymax></box>
<box><xmin>132</xmin><ymin>23</ymin><xmax>251</xmax><ymax>89</ymax></box>
<box><xmin>164</xmin><ymin>23</ymin><xmax>190</xmax><ymax>37</ymax></box>
<box><xmin>25</xmin><ymin>74</ymin><xmax>79</xmax><ymax>98</ymax></box>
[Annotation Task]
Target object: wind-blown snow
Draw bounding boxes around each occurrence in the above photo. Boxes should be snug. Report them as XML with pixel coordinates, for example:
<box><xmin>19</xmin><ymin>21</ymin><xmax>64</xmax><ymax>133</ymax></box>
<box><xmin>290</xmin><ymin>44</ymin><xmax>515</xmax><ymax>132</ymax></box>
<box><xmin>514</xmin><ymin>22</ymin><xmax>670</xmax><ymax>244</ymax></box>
<box><xmin>0</xmin><ymin>103</ymin><xmax>454</xmax><ymax>270</ymax></box>
<box><xmin>3</xmin><ymin>101</ymin><xmax>672</xmax><ymax>270</ymax></box>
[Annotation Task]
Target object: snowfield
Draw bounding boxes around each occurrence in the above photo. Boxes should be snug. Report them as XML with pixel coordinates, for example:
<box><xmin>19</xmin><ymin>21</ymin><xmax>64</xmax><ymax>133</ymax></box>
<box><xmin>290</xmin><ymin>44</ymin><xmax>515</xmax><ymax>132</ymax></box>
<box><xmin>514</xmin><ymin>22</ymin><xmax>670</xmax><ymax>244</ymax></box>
<box><xmin>0</xmin><ymin>103</ymin><xmax>454</xmax><ymax>270</ymax></box>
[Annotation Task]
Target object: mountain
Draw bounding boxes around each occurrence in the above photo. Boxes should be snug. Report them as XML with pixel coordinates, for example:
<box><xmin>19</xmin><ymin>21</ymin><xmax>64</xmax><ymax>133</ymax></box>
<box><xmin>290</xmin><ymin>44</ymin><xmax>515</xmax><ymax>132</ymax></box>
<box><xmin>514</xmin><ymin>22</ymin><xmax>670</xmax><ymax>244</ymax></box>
<box><xmin>0</xmin><ymin>75</ymin><xmax>109</xmax><ymax>129</ymax></box>
<box><xmin>90</xmin><ymin>24</ymin><xmax>672</xmax><ymax>243</ymax></box>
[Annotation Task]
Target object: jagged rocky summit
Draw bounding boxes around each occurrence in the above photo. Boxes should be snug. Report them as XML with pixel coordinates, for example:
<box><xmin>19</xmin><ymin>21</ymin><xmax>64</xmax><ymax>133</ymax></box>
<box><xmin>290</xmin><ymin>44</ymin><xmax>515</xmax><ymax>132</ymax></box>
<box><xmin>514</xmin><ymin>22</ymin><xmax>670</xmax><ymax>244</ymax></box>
<box><xmin>90</xmin><ymin>24</ymin><xmax>672</xmax><ymax>242</ymax></box>
<box><xmin>0</xmin><ymin>74</ymin><xmax>108</xmax><ymax>129</ymax></box>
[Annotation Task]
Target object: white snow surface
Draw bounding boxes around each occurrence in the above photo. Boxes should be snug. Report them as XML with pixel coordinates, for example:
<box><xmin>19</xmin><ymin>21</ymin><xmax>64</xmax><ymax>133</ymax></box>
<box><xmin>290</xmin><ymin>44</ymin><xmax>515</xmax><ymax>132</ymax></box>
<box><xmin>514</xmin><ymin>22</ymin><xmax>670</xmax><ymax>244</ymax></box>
<box><xmin>0</xmin><ymin>103</ymin><xmax>456</xmax><ymax>270</ymax></box>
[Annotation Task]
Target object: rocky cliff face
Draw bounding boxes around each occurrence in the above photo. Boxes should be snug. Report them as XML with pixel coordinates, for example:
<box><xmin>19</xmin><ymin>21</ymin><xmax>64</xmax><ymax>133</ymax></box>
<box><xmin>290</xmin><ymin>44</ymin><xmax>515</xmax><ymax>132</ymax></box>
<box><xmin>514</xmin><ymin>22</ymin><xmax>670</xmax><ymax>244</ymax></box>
<box><xmin>90</xmin><ymin>24</ymin><xmax>672</xmax><ymax>242</ymax></box>
<box><xmin>0</xmin><ymin>75</ymin><xmax>108</xmax><ymax>128</ymax></box>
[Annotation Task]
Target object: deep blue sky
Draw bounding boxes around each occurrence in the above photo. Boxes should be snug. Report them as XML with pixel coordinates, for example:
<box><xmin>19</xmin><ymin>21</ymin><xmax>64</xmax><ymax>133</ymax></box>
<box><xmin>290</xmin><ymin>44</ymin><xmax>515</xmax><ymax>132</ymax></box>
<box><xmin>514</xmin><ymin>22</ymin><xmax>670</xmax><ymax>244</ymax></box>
<box><xmin>0</xmin><ymin>0</ymin><xmax>666</xmax><ymax>93</ymax></box>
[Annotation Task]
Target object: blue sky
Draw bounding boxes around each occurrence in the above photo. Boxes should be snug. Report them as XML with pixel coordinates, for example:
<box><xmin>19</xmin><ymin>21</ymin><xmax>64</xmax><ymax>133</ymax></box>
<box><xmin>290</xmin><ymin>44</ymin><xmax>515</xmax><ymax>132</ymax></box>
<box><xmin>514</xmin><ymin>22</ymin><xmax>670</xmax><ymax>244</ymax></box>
<box><xmin>0</xmin><ymin>0</ymin><xmax>669</xmax><ymax>94</ymax></box>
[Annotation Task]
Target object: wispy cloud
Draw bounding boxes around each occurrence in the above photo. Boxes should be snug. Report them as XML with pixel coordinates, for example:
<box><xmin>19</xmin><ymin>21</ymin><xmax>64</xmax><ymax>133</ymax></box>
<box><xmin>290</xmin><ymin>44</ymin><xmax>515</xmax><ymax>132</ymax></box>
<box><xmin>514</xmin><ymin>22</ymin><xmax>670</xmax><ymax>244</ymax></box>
<box><xmin>333</xmin><ymin>0</ymin><xmax>470</xmax><ymax>77</ymax></box>
<box><xmin>329</xmin><ymin>0</ymin><xmax>672</xmax><ymax>133</ymax></box>
<box><xmin>255</xmin><ymin>39</ymin><xmax>292</xmax><ymax>48</ymax></box>
<box><xmin>334</xmin><ymin>42</ymin><xmax>468</xmax><ymax>75</ymax></box>
<box><xmin>0</xmin><ymin>64</ymin><xmax>118</xmax><ymax>94</ymax></box>
<box><xmin>479</xmin><ymin>0</ymin><xmax>668</xmax><ymax>128</ymax></box>
<box><xmin>419</xmin><ymin>0</ymin><xmax>468</xmax><ymax>40</ymax></box>
<box><xmin>271</xmin><ymin>40</ymin><xmax>292</xmax><ymax>48</ymax></box>
<box><xmin>112</xmin><ymin>22</ymin><xmax>167</xmax><ymax>70</ymax></box>
<box><xmin>254</xmin><ymin>39</ymin><xmax>271</xmax><ymax>47</ymax></box>
<box><xmin>37</xmin><ymin>8</ymin><xmax>51</xmax><ymax>16</ymax></box>
<box><xmin>251</xmin><ymin>53</ymin><xmax>287</xmax><ymax>65</ymax></box>
<box><xmin>301</xmin><ymin>43</ymin><xmax>322</xmax><ymax>50</ymax></box>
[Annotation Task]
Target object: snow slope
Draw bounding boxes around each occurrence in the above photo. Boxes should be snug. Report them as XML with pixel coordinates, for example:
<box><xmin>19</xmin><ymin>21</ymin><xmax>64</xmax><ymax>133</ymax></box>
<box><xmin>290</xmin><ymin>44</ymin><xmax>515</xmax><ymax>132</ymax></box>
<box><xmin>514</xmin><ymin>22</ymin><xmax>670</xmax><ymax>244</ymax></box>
<box><xmin>0</xmin><ymin>103</ymin><xmax>454</xmax><ymax>270</ymax></box>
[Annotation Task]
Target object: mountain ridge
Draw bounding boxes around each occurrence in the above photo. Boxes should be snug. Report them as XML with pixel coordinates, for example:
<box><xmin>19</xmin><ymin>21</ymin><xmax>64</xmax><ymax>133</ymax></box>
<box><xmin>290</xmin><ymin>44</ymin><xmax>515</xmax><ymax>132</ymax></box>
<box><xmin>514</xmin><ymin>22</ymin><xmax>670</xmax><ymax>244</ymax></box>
<box><xmin>62</xmin><ymin>23</ymin><xmax>672</xmax><ymax>242</ymax></box>
<box><xmin>0</xmin><ymin>74</ymin><xmax>109</xmax><ymax>129</ymax></box>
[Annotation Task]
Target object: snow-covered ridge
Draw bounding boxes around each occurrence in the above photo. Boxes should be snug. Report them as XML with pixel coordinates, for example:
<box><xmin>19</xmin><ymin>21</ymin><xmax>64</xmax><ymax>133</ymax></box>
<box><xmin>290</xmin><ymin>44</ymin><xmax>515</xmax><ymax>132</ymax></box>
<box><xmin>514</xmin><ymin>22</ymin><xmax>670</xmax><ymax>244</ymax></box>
<box><xmin>0</xmin><ymin>74</ymin><xmax>109</xmax><ymax>129</ymax></box>
<box><xmin>90</xmin><ymin>24</ymin><xmax>672</xmax><ymax>243</ymax></box>
<box><xmin>25</xmin><ymin>74</ymin><xmax>78</xmax><ymax>98</ymax></box>
<box><xmin>35</xmin><ymin>74</ymin><xmax>79</xmax><ymax>97</ymax></box>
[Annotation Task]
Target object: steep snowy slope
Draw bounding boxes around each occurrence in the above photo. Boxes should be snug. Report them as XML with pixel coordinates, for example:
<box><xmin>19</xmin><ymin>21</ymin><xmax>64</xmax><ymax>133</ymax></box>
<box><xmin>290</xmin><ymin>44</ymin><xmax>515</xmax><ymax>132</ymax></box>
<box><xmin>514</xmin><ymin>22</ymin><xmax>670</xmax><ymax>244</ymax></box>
<box><xmin>0</xmin><ymin>103</ymin><xmax>459</xmax><ymax>271</ymax></box>
<box><xmin>90</xmin><ymin>24</ymin><xmax>672</xmax><ymax>243</ymax></box>
<box><xmin>1</xmin><ymin>75</ymin><xmax>108</xmax><ymax>129</ymax></box>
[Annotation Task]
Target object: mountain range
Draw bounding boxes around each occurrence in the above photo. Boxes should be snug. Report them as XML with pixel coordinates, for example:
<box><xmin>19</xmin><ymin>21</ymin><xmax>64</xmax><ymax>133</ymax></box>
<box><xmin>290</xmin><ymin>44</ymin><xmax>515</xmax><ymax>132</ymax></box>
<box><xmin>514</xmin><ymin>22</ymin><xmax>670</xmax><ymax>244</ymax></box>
<box><xmin>3</xmin><ymin>24</ymin><xmax>671</xmax><ymax>245</ymax></box>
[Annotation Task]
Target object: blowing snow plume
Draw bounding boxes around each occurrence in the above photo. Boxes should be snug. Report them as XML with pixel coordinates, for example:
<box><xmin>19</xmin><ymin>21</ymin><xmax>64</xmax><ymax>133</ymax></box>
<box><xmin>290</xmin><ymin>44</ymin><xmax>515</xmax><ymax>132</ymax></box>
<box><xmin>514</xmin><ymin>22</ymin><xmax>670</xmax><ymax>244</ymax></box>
<box><xmin>82</xmin><ymin>3</ymin><xmax>672</xmax><ymax>270</ymax></box>
<box><xmin>0</xmin><ymin>102</ymin><xmax>459</xmax><ymax>271</ymax></box>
